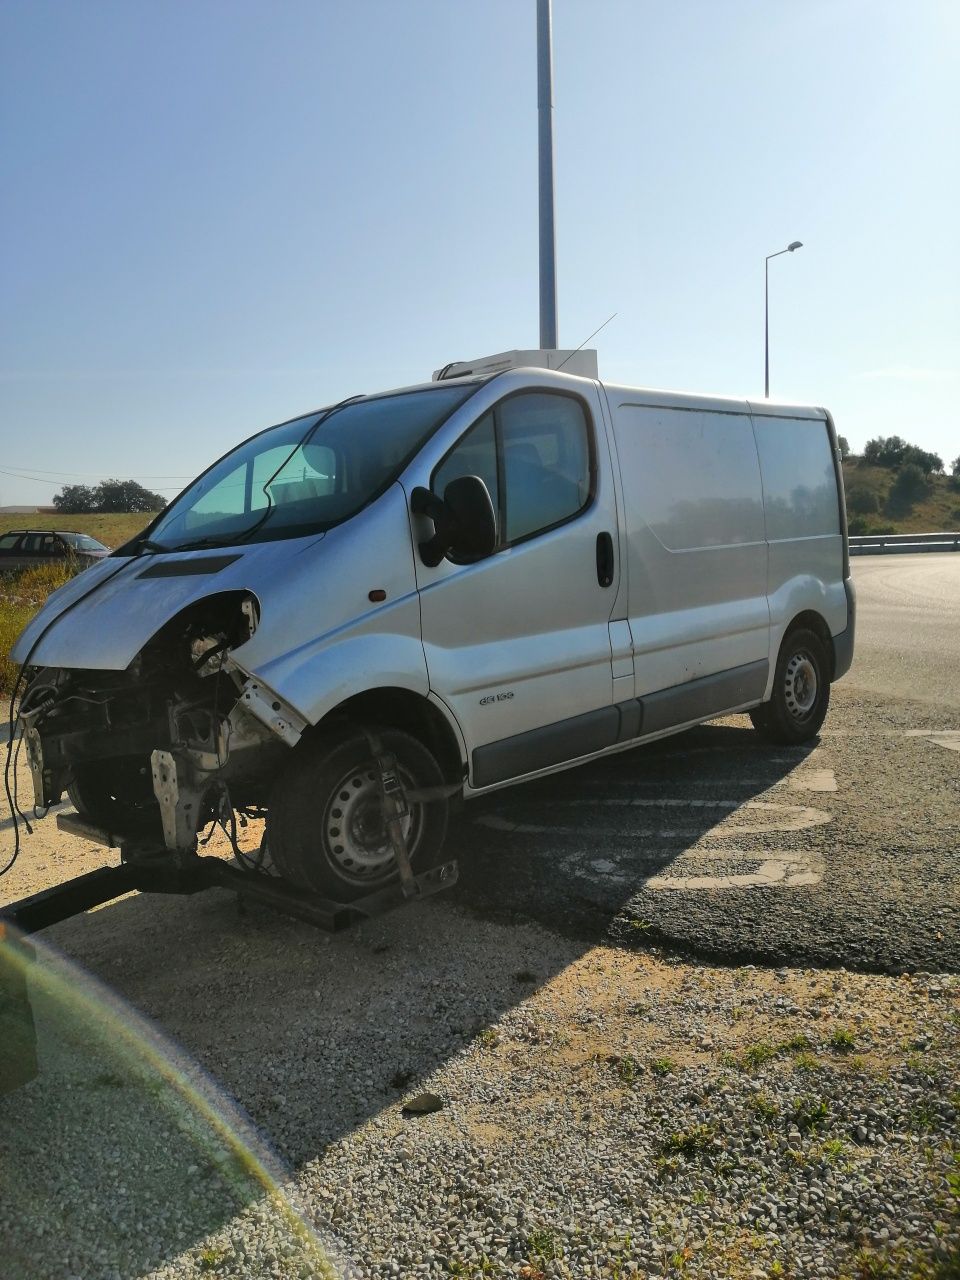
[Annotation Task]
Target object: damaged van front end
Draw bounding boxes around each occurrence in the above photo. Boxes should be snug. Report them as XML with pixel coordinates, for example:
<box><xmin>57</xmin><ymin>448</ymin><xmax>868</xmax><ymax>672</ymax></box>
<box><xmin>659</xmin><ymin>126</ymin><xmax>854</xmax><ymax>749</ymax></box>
<box><xmin>9</xmin><ymin>382</ymin><xmax>479</xmax><ymax>870</ymax></box>
<box><xmin>16</xmin><ymin>582</ymin><xmax>302</xmax><ymax>855</ymax></box>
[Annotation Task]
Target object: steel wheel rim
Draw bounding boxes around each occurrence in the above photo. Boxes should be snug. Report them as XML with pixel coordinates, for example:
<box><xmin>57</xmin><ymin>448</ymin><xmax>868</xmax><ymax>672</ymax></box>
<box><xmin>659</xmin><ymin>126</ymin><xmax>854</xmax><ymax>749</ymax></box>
<box><xmin>784</xmin><ymin>651</ymin><xmax>818</xmax><ymax>719</ymax></box>
<box><xmin>322</xmin><ymin>761</ymin><xmax>421</xmax><ymax>883</ymax></box>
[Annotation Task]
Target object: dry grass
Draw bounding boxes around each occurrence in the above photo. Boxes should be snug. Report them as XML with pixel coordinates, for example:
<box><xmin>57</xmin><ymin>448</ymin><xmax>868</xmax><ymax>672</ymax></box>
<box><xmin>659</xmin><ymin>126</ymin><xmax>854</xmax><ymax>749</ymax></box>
<box><xmin>0</xmin><ymin>516</ymin><xmax>152</xmax><ymax>697</ymax></box>
<box><xmin>0</xmin><ymin>511</ymin><xmax>151</xmax><ymax>549</ymax></box>
<box><xmin>0</xmin><ymin>560</ymin><xmax>80</xmax><ymax>697</ymax></box>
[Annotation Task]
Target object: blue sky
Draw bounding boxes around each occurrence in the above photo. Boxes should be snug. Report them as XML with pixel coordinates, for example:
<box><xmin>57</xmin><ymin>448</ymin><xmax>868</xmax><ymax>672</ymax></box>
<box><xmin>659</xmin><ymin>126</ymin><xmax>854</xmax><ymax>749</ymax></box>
<box><xmin>1</xmin><ymin>0</ymin><xmax>957</xmax><ymax>507</ymax></box>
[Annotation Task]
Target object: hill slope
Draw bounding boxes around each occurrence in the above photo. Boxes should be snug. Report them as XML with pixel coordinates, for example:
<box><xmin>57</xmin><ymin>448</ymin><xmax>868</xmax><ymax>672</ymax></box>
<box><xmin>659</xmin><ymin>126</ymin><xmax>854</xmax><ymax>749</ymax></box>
<box><xmin>841</xmin><ymin>461</ymin><xmax>960</xmax><ymax>535</ymax></box>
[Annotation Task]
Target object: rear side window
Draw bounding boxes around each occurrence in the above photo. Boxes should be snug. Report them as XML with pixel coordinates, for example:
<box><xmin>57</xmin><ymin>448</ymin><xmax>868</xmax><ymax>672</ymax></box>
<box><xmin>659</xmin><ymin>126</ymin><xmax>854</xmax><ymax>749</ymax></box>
<box><xmin>0</xmin><ymin>534</ymin><xmax>20</xmax><ymax>550</ymax></box>
<box><xmin>752</xmin><ymin>417</ymin><xmax>840</xmax><ymax>540</ymax></box>
<box><xmin>432</xmin><ymin>391</ymin><xmax>593</xmax><ymax>553</ymax></box>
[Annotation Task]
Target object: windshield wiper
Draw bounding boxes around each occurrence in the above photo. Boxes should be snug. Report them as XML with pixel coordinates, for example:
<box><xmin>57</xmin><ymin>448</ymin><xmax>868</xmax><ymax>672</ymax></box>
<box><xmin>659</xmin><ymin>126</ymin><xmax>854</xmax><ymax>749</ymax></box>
<box><xmin>169</xmin><ymin>535</ymin><xmax>237</xmax><ymax>553</ymax></box>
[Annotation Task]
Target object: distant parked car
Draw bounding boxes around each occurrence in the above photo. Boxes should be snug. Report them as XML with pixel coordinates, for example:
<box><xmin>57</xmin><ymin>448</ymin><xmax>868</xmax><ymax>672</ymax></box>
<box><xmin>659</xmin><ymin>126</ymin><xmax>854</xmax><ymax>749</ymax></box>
<box><xmin>0</xmin><ymin>529</ymin><xmax>111</xmax><ymax>573</ymax></box>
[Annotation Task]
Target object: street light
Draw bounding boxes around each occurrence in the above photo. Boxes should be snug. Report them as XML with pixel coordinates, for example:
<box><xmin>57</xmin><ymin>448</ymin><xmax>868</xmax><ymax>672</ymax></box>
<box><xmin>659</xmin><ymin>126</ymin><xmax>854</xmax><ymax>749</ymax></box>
<box><xmin>765</xmin><ymin>240</ymin><xmax>803</xmax><ymax>398</ymax></box>
<box><xmin>537</xmin><ymin>0</ymin><xmax>558</xmax><ymax>349</ymax></box>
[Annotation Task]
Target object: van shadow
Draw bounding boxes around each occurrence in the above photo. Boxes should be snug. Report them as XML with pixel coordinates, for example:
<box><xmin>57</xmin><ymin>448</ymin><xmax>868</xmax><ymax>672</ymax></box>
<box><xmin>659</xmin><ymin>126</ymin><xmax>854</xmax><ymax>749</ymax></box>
<box><xmin>0</xmin><ymin>719</ymin><xmax>814</xmax><ymax>1278</ymax></box>
<box><xmin>449</xmin><ymin>718</ymin><xmax>820</xmax><ymax>948</ymax></box>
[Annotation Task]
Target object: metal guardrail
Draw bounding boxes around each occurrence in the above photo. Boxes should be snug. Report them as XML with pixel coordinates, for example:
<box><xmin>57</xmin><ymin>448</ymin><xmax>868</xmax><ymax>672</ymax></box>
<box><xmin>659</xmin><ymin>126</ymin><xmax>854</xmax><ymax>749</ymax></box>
<box><xmin>849</xmin><ymin>531</ymin><xmax>960</xmax><ymax>555</ymax></box>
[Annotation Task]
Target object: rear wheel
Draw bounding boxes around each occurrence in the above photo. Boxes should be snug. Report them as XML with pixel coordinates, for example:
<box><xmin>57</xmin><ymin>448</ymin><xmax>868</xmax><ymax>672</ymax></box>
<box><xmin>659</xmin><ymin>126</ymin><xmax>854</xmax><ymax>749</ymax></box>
<box><xmin>266</xmin><ymin>725</ymin><xmax>449</xmax><ymax>901</ymax></box>
<box><xmin>750</xmin><ymin>627</ymin><xmax>831</xmax><ymax>745</ymax></box>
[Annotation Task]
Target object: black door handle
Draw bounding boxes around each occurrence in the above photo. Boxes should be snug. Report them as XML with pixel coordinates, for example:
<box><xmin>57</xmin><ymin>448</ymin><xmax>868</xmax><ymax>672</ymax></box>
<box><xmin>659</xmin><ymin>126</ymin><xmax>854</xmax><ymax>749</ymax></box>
<box><xmin>596</xmin><ymin>531</ymin><xmax>614</xmax><ymax>587</ymax></box>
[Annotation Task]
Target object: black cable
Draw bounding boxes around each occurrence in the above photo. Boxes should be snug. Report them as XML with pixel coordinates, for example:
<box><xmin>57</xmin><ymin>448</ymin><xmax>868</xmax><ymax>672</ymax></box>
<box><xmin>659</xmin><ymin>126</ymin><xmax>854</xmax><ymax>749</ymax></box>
<box><xmin>10</xmin><ymin>730</ymin><xmax>32</xmax><ymax>835</ymax></box>
<box><xmin>2</xmin><ymin>548</ymin><xmax>159</xmax><ymax>878</ymax></box>
<box><xmin>198</xmin><ymin>779</ymin><xmax>262</xmax><ymax>873</ymax></box>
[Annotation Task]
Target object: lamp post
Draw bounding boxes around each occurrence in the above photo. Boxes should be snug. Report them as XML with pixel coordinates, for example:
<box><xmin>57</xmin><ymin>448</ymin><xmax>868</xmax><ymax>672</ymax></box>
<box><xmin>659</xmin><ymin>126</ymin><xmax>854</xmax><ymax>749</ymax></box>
<box><xmin>765</xmin><ymin>240</ymin><xmax>802</xmax><ymax>398</ymax></box>
<box><xmin>537</xmin><ymin>0</ymin><xmax>558</xmax><ymax>349</ymax></box>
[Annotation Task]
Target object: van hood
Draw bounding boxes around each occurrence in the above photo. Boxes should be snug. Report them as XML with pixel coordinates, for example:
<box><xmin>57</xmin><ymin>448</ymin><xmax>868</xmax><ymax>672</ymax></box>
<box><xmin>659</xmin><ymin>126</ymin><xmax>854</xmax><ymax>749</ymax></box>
<box><xmin>12</xmin><ymin>484</ymin><xmax>419</xmax><ymax>690</ymax></box>
<box><xmin>11</xmin><ymin>536</ymin><xmax>323</xmax><ymax>671</ymax></box>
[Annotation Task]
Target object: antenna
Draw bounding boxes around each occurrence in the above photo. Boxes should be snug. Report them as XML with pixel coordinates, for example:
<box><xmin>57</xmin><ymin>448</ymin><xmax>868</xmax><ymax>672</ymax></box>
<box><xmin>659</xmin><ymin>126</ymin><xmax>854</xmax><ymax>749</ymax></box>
<box><xmin>555</xmin><ymin>313</ymin><xmax>618</xmax><ymax>371</ymax></box>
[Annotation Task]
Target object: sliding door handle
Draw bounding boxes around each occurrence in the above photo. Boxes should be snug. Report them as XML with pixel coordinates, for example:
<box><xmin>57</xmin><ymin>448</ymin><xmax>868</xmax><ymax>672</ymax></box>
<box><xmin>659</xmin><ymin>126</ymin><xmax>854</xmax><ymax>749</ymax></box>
<box><xmin>596</xmin><ymin>531</ymin><xmax>614</xmax><ymax>588</ymax></box>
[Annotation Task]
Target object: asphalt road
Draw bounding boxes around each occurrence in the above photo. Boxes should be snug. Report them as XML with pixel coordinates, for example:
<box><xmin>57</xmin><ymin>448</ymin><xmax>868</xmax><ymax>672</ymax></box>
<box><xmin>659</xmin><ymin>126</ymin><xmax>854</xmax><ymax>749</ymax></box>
<box><xmin>848</xmin><ymin>552</ymin><xmax>960</xmax><ymax>708</ymax></box>
<box><xmin>451</xmin><ymin>554</ymin><xmax>960</xmax><ymax>973</ymax></box>
<box><xmin>3</xmin><ymin>555</ymin><xmax>957</xmax><ymax>979</ymax></box>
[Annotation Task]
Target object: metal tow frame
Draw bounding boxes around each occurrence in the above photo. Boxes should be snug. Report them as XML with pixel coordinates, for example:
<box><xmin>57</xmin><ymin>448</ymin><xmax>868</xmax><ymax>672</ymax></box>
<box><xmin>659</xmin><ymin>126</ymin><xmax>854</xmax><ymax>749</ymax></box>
<box><xmin>1</xmin><ymin>805</ymin><xmax>459</xmax><ymax>938</ymax></box>
<box><xmin>0</xmin><ymin>746</ymin><xmax>460</xmax><ymax>1094</ymax></box>
<box><xmin>360</xmin><ymin>726</ymin><xmax>460</xmax><ymax>901</ymax></box>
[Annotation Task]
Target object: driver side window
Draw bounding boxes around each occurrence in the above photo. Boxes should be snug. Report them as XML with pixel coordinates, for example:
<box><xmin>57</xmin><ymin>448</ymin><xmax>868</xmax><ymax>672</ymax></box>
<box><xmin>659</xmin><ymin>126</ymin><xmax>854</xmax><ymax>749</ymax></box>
<box><xmin>433</xmin><ymin>412</ymin><xmax>499</xmax><ymax>516</ymax></box>
<box><xmin>432</xmin><ymin>391</ymin><xmax>593</xmax><ymax>553</ymax></box>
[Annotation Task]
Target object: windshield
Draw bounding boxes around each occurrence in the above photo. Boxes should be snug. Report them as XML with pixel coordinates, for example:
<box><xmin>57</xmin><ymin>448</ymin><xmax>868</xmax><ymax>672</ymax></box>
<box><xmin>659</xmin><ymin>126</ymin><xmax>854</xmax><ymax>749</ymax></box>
<box><xmin>142</xmin><ymin>384</ymin><xmax>477</xmax><ymax>551</ymax></box>
<box><xmin>59</xmin><ymin>533</ymin><xmax>107</xmax><ymax>552</ymax></box>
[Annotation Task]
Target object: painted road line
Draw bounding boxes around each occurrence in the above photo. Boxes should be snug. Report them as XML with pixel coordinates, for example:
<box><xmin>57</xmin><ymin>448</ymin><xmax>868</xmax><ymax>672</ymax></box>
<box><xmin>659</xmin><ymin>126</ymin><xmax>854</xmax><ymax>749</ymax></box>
<box><xmin>647</xmin><ymin>851</ymin><xmax>823</xmax><ymax>892</ymax></box>
<box><xmin>476</xmin><ymin>799</ymin><xmax>831</xmax><ymax>839</ymax></box>
<box><xmin>601</xmin><ymin>769</ymin><xmax>838</xmax><ymax>793</ymax></box>
<box><xmin>558</xmin><ymin>847</ymin><xmax>824</xmax><ymax>892</ymax></box>
<box><xmin>901</xmin><ymin>730</ymin><xmax>960</xmax><ymax>753</ymax></box>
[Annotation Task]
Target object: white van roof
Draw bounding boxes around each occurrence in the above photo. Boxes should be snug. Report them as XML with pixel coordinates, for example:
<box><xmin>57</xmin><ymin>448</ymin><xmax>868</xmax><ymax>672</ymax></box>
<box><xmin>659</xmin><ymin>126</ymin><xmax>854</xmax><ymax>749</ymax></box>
<box><xmin>602</xmin><ymin>381</ymin><xmax>827</xmax><ymax>421</ymax></box>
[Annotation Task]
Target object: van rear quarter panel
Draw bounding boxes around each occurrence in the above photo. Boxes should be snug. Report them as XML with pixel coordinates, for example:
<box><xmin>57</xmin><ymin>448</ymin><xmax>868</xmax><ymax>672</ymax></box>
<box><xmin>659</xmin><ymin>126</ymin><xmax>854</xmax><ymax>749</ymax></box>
<box><xmin>607</xmin><ymin>397</ymin><xmax>769</xmax><ymax>696</ymax></box>
<box><xmin>749</xmin><ymin>409</ymin><xmax>847</xmax><ymax>685</ymax></box>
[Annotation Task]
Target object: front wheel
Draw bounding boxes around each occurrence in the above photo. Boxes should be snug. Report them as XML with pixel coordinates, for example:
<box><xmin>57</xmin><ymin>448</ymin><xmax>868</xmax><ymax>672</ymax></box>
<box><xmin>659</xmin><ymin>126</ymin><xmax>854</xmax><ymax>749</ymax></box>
<box><xmin>750</xmin><ymin>628</ymin><xmax>831</xmax><ymax>745</ymax></box>
<box><xmin>265</xmin><ymin>725</ymin><xmax>449</xmax><ymax>901</ymax></box>
<box><xmin>68</xmin><ymin>757</ymin><xmax>159</xmax><ymax>836</ymax></box>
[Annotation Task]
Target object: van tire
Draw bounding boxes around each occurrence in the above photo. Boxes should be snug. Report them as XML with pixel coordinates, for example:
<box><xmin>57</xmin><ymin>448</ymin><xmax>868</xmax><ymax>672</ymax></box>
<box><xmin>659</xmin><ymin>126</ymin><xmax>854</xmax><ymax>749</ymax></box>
<box><xmin>750</xmin><ymin>628</ymin><xmax>831</xmax><ymax>745</ymax></box>
<box><xmin>266</xmin><ymin>724</ymin><xmax>449</xmax><ymax>902</ymax></box>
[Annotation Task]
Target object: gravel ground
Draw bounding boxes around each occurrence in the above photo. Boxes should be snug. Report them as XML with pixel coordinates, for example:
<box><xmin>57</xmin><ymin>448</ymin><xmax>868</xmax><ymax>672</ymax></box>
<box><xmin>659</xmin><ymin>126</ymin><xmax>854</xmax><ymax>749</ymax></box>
<box><xmin>1</xmin><ymin>580</ymin><xmax>958</xmax><ymax>1279</ymax></box>
<box><xmin>1</xmin><ymin>898</ymin><xmax>958</xmax><ymax>1280</ymax></box>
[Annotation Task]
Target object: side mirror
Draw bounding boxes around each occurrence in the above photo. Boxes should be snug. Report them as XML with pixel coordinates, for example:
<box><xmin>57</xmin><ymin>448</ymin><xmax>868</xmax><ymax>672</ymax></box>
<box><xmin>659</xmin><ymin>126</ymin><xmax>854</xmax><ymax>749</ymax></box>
<box><xmin>443</xmin><ymin>475</ymin><xmax>497</xmax><ymax>560</ymax></box>
<box><xmin>411</xmin><ymin>476</ymin><xmax>497</xmax><ymax>566</ymax></box>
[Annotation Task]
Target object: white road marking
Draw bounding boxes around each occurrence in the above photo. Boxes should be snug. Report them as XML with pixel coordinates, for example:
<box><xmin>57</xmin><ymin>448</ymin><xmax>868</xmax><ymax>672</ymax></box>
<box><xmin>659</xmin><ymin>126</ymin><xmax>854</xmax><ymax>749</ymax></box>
<box><xmin>822</xmin><ymin>727</ymin><xmax>960</xmax><ymax>740</ymax></box>
<box><xmin>602</xmin><ymin>768</ymin><xmax>838</xmax><ymax>793</ymax></box>
<box><xmin>902</xmin><ymin>730</ymin><xmax>960</xmax><ymax>753</ymax></box>
<box><xmin>790</xmin><ymin>768</ymin><xmax>838</xmax><ymax>792</ymax></box>
<box><xmin>559</xmin><ymin>847</ymin><xmax>824</xmax><ymax>892</ymax></box>
<box><xmin>476</xmin><ymin>799</ymin><xmax>830</xmax><ymax>839</ymax></box>
<box><xmin>648</xmin><ymin>853</ymin><xmax>823</xmax><ymax>892</ymax></box>
<box><xmin>478</xmin><ymin>790</ymin><xmax>833</xmax><ymax>893</ymax></box>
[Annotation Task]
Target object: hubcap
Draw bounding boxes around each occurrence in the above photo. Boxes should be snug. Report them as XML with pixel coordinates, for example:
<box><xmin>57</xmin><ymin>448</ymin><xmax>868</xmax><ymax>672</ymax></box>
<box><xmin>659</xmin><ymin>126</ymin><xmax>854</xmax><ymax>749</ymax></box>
<box><xmin>784</xmin><ymin>651</ymin><xmax>818</xmax><ymax>719</ymax></box>
<box><xmin>323</xmin><ymin>763</ymin><xmax>420</xmax><ymax>883</ymax></box>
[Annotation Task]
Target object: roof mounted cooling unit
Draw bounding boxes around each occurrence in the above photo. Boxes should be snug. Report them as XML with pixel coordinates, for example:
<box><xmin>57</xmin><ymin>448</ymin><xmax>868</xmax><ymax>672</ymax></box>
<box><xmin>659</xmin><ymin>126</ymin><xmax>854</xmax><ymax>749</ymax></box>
<box><xmin>432</xmin><ymin>348</ymin><xmax>598</xmax><ymax>381</ymax></box>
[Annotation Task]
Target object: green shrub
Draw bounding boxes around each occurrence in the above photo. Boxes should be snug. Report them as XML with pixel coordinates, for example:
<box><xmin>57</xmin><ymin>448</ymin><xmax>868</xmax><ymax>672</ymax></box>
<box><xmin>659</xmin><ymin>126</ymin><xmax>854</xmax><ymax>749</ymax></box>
<box><xmin>0</xmin><ymin>560</ymin><xmax>79</xmax><ymax>696</ymax></box>
<box><xmin>887</xmin><ymin>462</ymin><xmax>931</xmax><ymax>514</ymax></box>
<box><xmin>846</xmin><ymin>486</ymin><xmax>880</xmax><ymax>515</ymax></box>
<box><xmin>0</xmin><ymin>602</ymin><xmax>34</xmax><ymax>698</ymax></box>
<box><xmin>848</xmin><ymin>517</ymin><xmax>897</xmax><ymax>536</ymax></box>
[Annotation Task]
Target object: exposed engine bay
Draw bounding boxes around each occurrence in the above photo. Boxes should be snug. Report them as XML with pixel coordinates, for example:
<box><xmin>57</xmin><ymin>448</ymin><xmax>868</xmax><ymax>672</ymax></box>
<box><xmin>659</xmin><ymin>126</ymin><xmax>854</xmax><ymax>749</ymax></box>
<box><xmin>16</xmin><ymin>591</ymin><xmax>304</xmax><ymax>856</ymax></box>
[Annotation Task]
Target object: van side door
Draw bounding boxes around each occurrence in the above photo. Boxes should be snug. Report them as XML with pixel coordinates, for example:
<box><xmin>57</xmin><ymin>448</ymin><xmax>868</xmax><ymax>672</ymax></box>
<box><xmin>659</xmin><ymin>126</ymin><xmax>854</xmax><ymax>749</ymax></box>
<box><xmin>609</xmin><ymin>401</ymin><xmax>771</xmax><ymax>725</ymax></box>
<box><xmin>411</xmin><ymin>384</ymin><xmax>623</xmax><ymax>788</ymax></box>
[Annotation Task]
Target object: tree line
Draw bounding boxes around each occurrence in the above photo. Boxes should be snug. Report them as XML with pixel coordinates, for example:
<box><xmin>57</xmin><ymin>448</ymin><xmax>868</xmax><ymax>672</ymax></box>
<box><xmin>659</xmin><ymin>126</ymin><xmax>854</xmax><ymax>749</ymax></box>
<box><xmin>859</xmin><ymin>435</ymin><xmax>948</xmax><ymax>475</ymax></box>
<box><xmin>844</xmin><ymin>434</ymin><xmax>960</xmax><ymax>526</ymax></box>
<box><xmin>53</xmin><ymin>479</ymin><xmax>167</xmax><ymax>514</ymax></box>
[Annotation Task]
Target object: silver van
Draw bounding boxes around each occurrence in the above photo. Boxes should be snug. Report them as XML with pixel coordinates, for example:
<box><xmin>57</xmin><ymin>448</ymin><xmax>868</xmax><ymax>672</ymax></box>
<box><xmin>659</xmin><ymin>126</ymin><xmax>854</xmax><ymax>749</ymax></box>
<box><xmin>12</xmin><ymin>350</ymin><xmax>854</xmax><ymax>902</ymax></box>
